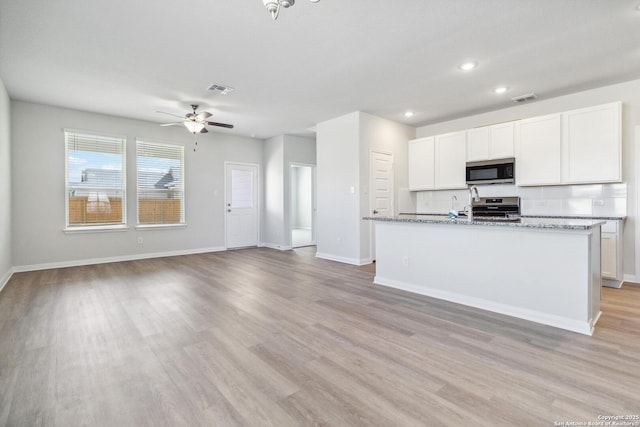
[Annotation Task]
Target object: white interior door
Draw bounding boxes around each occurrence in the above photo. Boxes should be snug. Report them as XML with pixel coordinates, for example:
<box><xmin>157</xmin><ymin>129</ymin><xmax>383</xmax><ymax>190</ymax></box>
<box><xmin>370</xmin><ymin>150</ymin><xmax>394</xmax><ymax>260</ymax></box>
<box><xmin>225</xmin><ymin>163</ymin><xmax>259</xmax><ymax>249</ymax></box>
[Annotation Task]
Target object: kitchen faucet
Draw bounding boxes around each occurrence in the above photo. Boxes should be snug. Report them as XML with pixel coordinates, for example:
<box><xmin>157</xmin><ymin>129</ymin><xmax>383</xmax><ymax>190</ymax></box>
<box><xmin>466</xmin><ymin>186</ymin><xmax>480</xmax><ymax>221</ymax></box>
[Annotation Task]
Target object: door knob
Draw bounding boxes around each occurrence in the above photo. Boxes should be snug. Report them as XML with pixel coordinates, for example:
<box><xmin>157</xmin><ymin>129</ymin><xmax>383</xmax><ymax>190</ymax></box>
<box><xmin>373</xmin><ymin>210</ymin><xmax>379</xmax><ymax>214</ymax></box>
<box><xmin>227</xmin><ymin>209</ymin><xmax>231</xmax><ymax>212</ymax></box>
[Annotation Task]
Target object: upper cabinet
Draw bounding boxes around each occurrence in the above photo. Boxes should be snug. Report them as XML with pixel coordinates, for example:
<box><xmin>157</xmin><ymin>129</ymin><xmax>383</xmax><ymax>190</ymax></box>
<box><xmin>434</xmin><ymin>131</ymin><xmax>467</xmax><ymax>189</ymax></box>
<box><xmin>408</xmin><ymin>137</ymin><xmax>435</xmax><ymax>191</ymax></box>
<box><xmin>409</xmin><ymin>101</ymin><xmax>622</xmax><ymax>191</ymax></box>
<box><xmin>515</xmin><ymin>102</ymin><xmax>621</xmax><ymax>187</ymax></box>
<box><xmin>466</xmin><ymin>122</ymin><xmax>514</xmax><ymax>162</ymax></box>
<box><xmin>408</xmin><ymin>131</ymin><xmax>467</xmax><ymax>191</ymax></box>
<box><xmin>562</xmin><ymin>102</ymin><xmax>621</xmax><ymax>184</ymax></box>
<box><xmin>515</xmin><ymin>113</ymin><xmax>563</xmax><ymax>186</ymax></box>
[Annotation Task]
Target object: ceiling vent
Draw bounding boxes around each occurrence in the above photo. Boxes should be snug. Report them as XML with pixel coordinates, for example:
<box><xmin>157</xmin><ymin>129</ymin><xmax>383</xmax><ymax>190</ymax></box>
<box><xmin>207</xmin><ymin>84</ymin><xmax>234</xmax><ymax>95</ymax></box>
<box><xmin>511</xmin><ymin>93</ymin><xmax>537</xmax><ymax>103</ymax></box>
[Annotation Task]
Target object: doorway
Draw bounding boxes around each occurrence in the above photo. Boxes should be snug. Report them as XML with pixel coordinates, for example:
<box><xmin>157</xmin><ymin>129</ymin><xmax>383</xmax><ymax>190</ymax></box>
<box><xmin>290</xmin><ymin>164</ymin><xmax>316</xmax><ymax>248</ymax></box>
<box><xmin>225</xmin><ymin>162</ymin><xmax>259</xmax><ymax>249</ymax></box>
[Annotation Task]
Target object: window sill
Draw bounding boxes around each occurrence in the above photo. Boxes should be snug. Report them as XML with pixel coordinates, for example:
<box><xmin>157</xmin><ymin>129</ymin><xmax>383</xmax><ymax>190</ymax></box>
<box><xmin>63</xmin><ymin>225</ymin><xmax>129</xmax><ymax>234</ymax></box>
<box><xmin>135</xmin><ymin>224</ymin><xmax>187</xmax><ymax>231</ymax></box>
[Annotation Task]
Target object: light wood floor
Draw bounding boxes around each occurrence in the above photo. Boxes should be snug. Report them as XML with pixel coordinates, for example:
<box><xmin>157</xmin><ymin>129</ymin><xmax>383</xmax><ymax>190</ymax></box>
<box><xmin>1</xmin><ymin>247</ymin><xmax>639</xmax><ymax>426</ymax></box>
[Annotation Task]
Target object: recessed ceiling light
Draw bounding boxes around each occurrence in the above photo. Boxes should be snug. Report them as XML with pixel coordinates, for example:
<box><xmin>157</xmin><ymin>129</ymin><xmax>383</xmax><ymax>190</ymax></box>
<box><xmin>404</xmin><ymin>111</ymin><xmax>414</xmax><ymax>118</ymax></box>
<box><xmin>458</xmin><ymin>61</ymin><xmax>478</xmax><ymax>71</ymax></box>
<box><xmin>494</xmin><ymin>86</ymin><xmax>509</xmax><ymax>94</ymax></box>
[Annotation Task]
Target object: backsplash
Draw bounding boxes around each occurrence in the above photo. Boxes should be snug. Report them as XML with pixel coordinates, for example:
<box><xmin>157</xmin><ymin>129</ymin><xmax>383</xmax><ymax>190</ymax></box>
<box><xmin>415</xmin><ymin>183</ymin><xmax>627</xmax><ymax>217</ymax></box>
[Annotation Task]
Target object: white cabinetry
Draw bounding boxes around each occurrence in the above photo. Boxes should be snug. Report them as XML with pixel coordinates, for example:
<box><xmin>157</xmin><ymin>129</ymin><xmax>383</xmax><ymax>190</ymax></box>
<box><xmin>408</xmin><ymin>132</ymin><xmax>466</xmax><ymax>191</ymax></box>
<box><xmin>408</xmin><ymin>137</ymin><xmax>434</xmax><ymax>191</ymax></box>
<box><xmin>435</xmin><ymin>131</ymin><xmax>467</xmax><ymax>189</ymax></box>
<box><xmin>410</xmin><ymin>102</ymin><xmax>621</xmax><ymax>190</ymax></box>
<box><xmin>515</xmin><ymin>113</ymin><xmax>562</xmax><ymax>186</ymax></box>
<box><xmin>601</xmin><ymin>219</ymin><xmax>624</xmax><ymax>288</ymax></box>
<box><xmin>466</xmin><ymin>122</ymin><xmax>514</xmax><ymax>162</ymax></box>
<box><xmin>515</xmin><ymin>102</ymin><xmax>621</xmax><ymax>187</ymax></box>
<box><xmin>562</xmin><ymin>102</ymin><xmax>621</xmax><ymax>184</ymax></box>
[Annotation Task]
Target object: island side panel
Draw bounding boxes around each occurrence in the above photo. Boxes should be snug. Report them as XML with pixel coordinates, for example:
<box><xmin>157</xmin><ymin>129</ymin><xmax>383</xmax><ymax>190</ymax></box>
<box><xmin>373</xmin><ymin>221</ymin><xmax>599</xmax><ymax>335</ymax></box>
<box><xmin>589</xmin><ymin>228</ymin><xmax>602</xmax><ymax>329</ymax></box>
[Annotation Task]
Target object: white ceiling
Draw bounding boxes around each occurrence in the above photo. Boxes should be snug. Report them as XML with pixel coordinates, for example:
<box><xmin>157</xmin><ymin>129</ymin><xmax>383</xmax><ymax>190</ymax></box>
<box><xmin>1</xmin><ymin>0</ymin><xmax>640</xmax><ymax>139</ymax></box>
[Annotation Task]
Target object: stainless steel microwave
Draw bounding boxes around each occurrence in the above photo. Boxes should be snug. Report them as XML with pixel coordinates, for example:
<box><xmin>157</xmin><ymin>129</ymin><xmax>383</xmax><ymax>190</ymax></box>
<box><xmin>466</xmin><ymin>158</ymin><xmax>515</xmax><ymax>185</ymax></box>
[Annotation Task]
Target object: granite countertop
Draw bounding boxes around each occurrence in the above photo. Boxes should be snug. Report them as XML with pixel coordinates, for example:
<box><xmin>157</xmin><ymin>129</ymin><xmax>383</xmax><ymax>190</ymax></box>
<box><xmin>520</xmin><ymin>214</ymin><xmax>626</xmax><ymax>221</ymax></box>
<box><xmin>399</xmin><ymin>212</ymin><xmax>626</xmax><ymax>220</ymax></box>
<box><xmin>365</xmin><ymin>215</ymin><xmax>605</xmax><ymax>231</ymax></box>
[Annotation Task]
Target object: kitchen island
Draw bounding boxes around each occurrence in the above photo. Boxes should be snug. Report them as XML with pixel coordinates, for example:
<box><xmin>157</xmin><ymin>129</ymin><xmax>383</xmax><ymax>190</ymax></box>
<box><xmin>365</xmin><ymin>215</ymin><xmax>603</xmax><ymax>335</ymax></box>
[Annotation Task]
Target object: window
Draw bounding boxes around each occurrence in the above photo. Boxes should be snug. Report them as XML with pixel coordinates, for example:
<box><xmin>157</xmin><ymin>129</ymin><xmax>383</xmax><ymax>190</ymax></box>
<box><xmin>136</xmin><ymin>140</ymin><xmax>185</xmax><ymax>226</ymax></box>
<box><xmin>65</xmin><ymin>130</ymin><xmax>126</xmax><ymax>229</ymax></box>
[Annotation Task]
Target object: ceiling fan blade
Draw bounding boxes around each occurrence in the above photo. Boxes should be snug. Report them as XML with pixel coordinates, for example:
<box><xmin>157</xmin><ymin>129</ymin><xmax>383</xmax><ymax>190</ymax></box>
<box><xmin>206</xmin><ymin>121</ymin><xmax>234</xmax><ymax>129</ymax></box>
<box><xmin>199</xmin><ymin>127</ymin><xmax>209</xmax><ymax>134</ymax></box>
<box><xmin>196</xmin><ymin>111</ymin><xmax>212</xmax><ymax>120</ymax></box>
<box><xmin>156</xmin><ymin>111</ymin><xmax>185</xmax><ymax>119</ymax></box>
<box><xmin>160</xmin><ymin>122</ymin><xmax>183</xmax><ymax>127</ymax></box>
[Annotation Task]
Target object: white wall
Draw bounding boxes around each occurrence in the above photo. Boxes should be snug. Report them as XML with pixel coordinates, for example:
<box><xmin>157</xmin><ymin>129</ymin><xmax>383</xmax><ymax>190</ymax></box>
<box><xmin>316</xmin><ymin>112</ymin><xmax>361</xmax><ymax>264</ymax></box>
<box><xmin>10</xmin><ymin>101</ymin><xmax>264</xmax><ymax>269</ymax></box>
<box><xmin>316</xmin><ymin>111</ymin><xmax>415</xmax><ymax>264</ymax></box>
<box><xmin>359</xmin><ymin>112</ymin><xmax>416</xmax><ymax>262</ymax></box>
<box><xmin>263</xmin><ymin>135</ymin><xmax>285</xmax><ymax>248</ymax></box>
<box><xmin>416</xmin><ymin>78</ymin><xmax>640</xmax><ymax>279</ymax></box>
<box><xmin>0</xmin><ymin>78</ymin><xmax>12</xmax><ymax>288</ymax></box>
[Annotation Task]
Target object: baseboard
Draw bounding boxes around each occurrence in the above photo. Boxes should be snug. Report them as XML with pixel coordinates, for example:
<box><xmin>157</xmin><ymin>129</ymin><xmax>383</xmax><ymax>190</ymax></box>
<box><xmin>261</xmin><ymin>243</ymin><xmax>293</xmax><ymax>251</ymax></box>
<box><xmin>374</xmin><ymin>275</ymin><xmax>595</xmax><ymax>336</ymax></box>
<box><xmin>0</xmin><ymin>267</ymin><xmax>14</xmax><ymax>293</ymax></box>
<box><xmin>623</xmin><ymin>274</ymin><xmax>638</xmax><ymax>286</ymax></box>
<box><xmin>315</xmin><ymin>252</ymin><xmax>372</xmax><ymax>266</ymax></box>
<box><xmin>12</xmin><ymin>246</ymin><xmax>226</xmax><ymax>273</ymax></box>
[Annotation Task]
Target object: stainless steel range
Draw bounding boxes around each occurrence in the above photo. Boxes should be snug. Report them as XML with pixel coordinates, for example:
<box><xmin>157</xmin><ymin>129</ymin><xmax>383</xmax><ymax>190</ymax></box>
<box><xmin>462</xmin><ymin>196</ymin><xmax>521</xmax><ymax>221</ymax></box>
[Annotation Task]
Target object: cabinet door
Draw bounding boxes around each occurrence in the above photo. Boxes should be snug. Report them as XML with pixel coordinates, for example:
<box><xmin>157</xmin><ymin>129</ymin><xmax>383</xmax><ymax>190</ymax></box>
<box><xmin>435</xmin><ymin>131</ymin><xmax>467</xmax><ymax>189</ymax></box>
<box><xmin>489</xmin><ymin>122</ymin><xmax>515</xmax><ymax>159</ymax></box>
<box><xmin>601</xmin><ymin>232</ymin><xmax>617</xmax><ymax>279</ymax></box>
<box><xmin>466</xmin><ymin>127</ymin><xmax>489</xmax><ymax>162</ymax></box>
<box><xmin>562</xmin><ymin>102</ymin><xmax>621</xmax><ymax>184</ymax></box>
<box><xmin>408</xmin><ymin>137</ymin><xmax>435</xmax><ymax>190</ymax></box>
<box><xmin>515</xmin><ymin>113</ymin><xmax>562</xmax><ymax>186</ymax></box>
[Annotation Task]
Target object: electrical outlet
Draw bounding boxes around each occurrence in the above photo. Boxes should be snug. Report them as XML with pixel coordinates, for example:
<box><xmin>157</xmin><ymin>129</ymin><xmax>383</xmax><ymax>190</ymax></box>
<box><xmin>137</xmin><ymin>237</ymin><xmax>143</xmax><ymax>244</ymax></box>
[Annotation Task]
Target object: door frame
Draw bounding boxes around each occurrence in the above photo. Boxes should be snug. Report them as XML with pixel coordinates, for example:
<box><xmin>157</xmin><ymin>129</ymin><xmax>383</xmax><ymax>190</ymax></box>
<box><xmin>369</xmin><ymin>149</ymin><xmax>394</xmax><ymax>261</ymax></box>
<box><xmin>224</xmin><ymin>161</ymin><xmax>261</xmax><ymax>250</ymax></box>
<box><xmin>289</xmin><ymin>162</ymin><xmax>317</xmax><ymax>248</ymax></box>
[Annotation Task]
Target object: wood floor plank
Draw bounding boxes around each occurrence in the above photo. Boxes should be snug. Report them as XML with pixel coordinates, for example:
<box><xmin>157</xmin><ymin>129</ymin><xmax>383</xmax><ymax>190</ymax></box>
<box><xmin>1</xmin><ymin>247</ymin><xmax>639</xmax><ymax>426</ymax></box>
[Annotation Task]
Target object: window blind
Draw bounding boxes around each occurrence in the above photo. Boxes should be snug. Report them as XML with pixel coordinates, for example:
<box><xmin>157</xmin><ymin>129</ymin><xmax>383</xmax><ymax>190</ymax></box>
<box><xmin>65</xmin><ymin>131</ymin><xmax>126</xmax><ymax>227</ymax></box>
<box><xmin>136</xmin><ymin>140</ymin><xmax>185</xmax><ymax>225</ymax></box>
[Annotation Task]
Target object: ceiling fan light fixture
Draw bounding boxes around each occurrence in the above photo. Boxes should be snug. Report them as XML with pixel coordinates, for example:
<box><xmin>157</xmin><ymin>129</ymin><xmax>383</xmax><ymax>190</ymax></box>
<box><xmin>184</xmin><ymin>121</ymin><xmax>205</xmax><ymax>134</ymax></box>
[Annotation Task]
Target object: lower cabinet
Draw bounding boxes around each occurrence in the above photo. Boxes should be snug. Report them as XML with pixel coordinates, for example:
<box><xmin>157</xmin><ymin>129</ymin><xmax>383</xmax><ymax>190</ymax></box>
<box><xmin>601</xmin><ymin>220</ymin><xmax>624</xmax><ymax>288</ymax></box>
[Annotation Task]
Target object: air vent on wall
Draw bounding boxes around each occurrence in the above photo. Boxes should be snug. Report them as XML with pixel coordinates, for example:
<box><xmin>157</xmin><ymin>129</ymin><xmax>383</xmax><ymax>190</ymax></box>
<box><xmin>207</xmin><ymin>84</ymin><xmax>235</xmax><ymax>95</ymax></box>
<box><xmin>511</xmin><ymin>93</ymin><xmax>537</xmax><ymax>103</ymax></box>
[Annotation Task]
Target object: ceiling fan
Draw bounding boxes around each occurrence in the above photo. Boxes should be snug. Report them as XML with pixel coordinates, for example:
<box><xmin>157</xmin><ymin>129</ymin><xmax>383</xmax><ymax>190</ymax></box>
<box><xmin>158</xmin><ymin>104</ymin><xmax>234</xmax><ymax>134</ymax></box>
